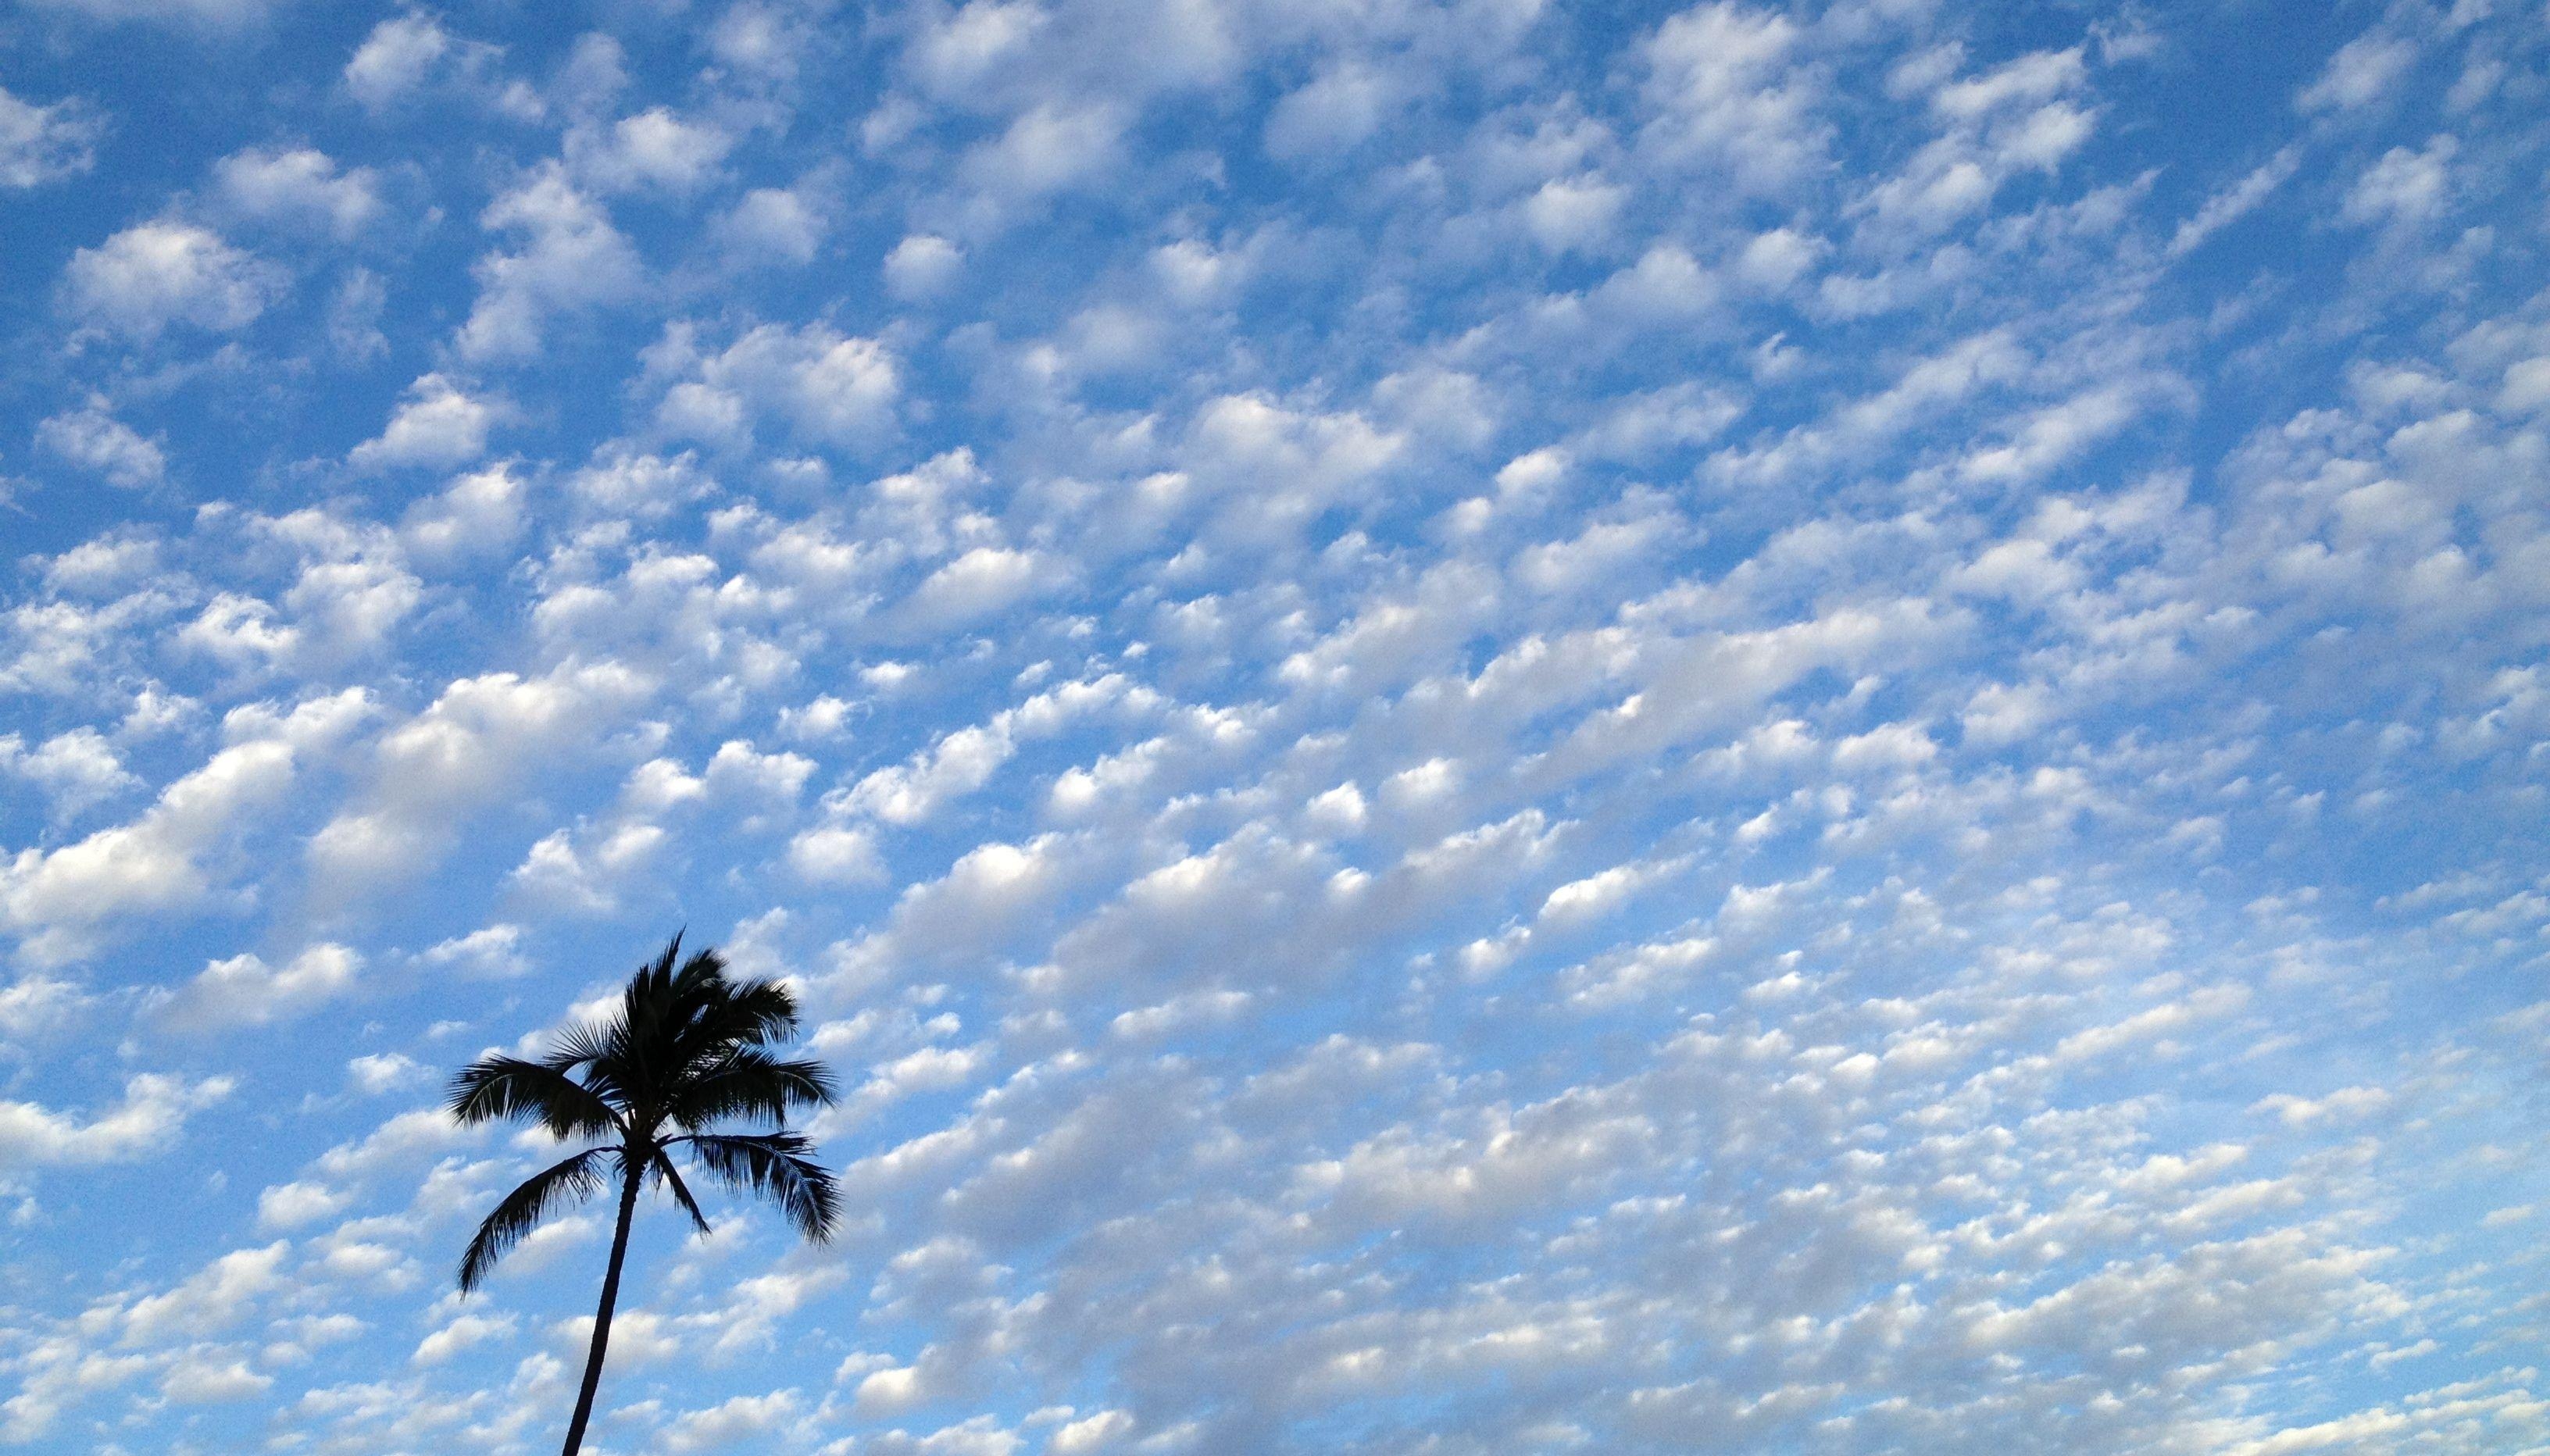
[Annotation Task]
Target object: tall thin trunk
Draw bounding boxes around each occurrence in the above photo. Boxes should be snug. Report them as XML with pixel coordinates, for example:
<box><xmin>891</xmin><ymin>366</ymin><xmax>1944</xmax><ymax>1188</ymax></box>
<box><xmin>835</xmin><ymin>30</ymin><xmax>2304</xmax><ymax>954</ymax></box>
<box><xmin>560</xmin><ymin>1159</ymin><xmax>642</xmax><ymax>1456</ymax></box>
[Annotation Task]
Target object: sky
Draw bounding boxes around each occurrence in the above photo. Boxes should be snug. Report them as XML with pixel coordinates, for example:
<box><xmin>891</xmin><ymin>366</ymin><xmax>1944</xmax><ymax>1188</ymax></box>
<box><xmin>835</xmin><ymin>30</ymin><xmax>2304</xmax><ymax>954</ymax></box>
<box><xmin>0</xmin><ymin>0</ymin><xmax>2545</xmax><ymax>1451</ymax></box>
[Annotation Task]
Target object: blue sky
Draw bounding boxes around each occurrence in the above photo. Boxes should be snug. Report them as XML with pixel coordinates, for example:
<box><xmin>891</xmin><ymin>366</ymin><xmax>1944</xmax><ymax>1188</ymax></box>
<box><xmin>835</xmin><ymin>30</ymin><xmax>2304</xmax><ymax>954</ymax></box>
<box><xmin>2</xmin><ymin>0</ymin><xmax>2547</xmax><ymax>1451</ymax></box>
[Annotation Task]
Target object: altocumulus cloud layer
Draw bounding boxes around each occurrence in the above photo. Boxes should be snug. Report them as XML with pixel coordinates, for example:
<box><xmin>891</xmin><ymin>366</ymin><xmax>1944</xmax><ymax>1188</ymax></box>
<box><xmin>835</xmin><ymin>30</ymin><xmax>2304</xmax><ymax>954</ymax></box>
<box><xmin>0</xmin><ymin>0</ymin><xmax>2546</xmax><ymax>1451</ymax></box>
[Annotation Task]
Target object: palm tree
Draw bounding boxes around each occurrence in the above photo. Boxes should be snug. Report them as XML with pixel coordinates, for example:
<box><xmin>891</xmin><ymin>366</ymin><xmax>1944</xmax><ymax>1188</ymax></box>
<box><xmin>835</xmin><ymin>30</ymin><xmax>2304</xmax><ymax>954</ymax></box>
<box><xmin>448</xmin><ymin>935</ymin><xmax>841</xmax><ymax>1456</ymax></box>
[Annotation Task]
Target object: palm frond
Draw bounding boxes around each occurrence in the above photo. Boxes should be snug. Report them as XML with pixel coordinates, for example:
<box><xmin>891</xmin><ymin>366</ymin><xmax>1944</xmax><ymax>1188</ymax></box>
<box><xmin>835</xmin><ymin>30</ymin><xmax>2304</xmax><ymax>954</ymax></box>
<box><xmin>665</xmin><ymin>1048</ymin><xmax>838</xmax><ymax>1131</ymax></box>
<box><xmin>458</xmin><ymin>1147</ymin><xmax>614</xmax><ymax>1292</ymax></box>
<box><xmin>446</xmin><ymin>1055</ymin><xmax>624</xmax><ymax>1139</ymax></box>
<box><xmin>541</xmin><ymin>1019</ymin><xmax>634</xmax><ymax>1112</ymax></box>
<box><xmin>678</xmin><ymin>978</ymin><xmax>801</xmax><ymax>1054</ymax></box>
<box><xmin>681</xmin><ymin>1132</ymin><xmax>841</xmax><ymax>1243</ymax></box>
<box><xmin>541</xmin><ymin>1019</ymin><xmax>620</xmax><ymax>1072</ymax></box>
<box><xmin>648</xmin><ymin>1147</ymin><xmax>713</xmax><ymax>1236</ymax></box>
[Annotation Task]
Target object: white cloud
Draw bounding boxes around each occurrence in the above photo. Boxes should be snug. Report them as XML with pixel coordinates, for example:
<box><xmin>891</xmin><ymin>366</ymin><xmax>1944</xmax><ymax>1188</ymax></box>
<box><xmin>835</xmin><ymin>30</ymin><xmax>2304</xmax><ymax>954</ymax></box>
<box><xmin>414</xmin><ymin>922</ymin><xmax>530</xmax><ymax>978</ymax></box>
<box><xmin>152</xmin><ymin>943</ymin><xmax>364</xmax><ymax>1033</ymax></box>
<box><xmin>345</xmin><ymin>1051</ymin><xmax>423</xmax><ymax>1095</ymax></box>
<box><xmin>1265</xmin><ymin>61</ymin><xmax>1398</xmax><ymax>162</ymax></box>
<box><xmin>412</xmin><ymin>1312</ymin><xmax>512</xmax><ymax>1365</ymax></box>
<box><xmin>62</xmin><ymin>220</ymin><xmax>280</xmax><ymax>337</ymax></box>
<box><xmin>789</xmin><ymin>824</ymin><xmax>883</xmax><ymax>885</ymax></box>
<box><xmin>255</xmin><ymin>1178</ymin><xmax>348</xmax><ymax>1229</ymax></box>
<box><xmin>457</xmin><ymin>166</ymin><xmax>642</xmax><ymax>360</ymax></box>
<box><xmin>308</xmin><ymin>663</ymin><xmax>651</xmax><ymax>899</ymax></box>
<box><xmin>900</xmin><ymin>546</ymin><xmax>1059</xmax><ymax>630</ymax></box>
<box><xmin>350</xmin><ymin>373</ymin><xmax>499</xmax><ymax>470</ymax></box>
<box><xmin>1522</xmin><ymin>174</ymin><xmax>1628</xmax><ymax>255</ymax></box>
<box><xmin>0</xmin><ymin>86</ymin><xmax>99</xmax><ymax>187</ymax></box>
<box><xmin>2169</xmin><ymin>145</ymin><xmax>2301</xmax><ymax>256</ymax></box>
<box><xmin>1639</xmin><ymin>3</ymin><xmax>1826</xmax><ymax>194</ymax></box>
<box><xmin>884</xmin><ymin>234</ymin><xmax>962</xmax><ymax>299</ymax></box>
<box><xmin>909</xmin><ymin>0</ymin><xmax>1048</xmax><ymax>98</ymax></box>
<box><xmin>2298</xmin><ymin>31</ymin><xmax>2418</xmax><ymax>112</ymax></box>
<box><xmin>212</xmin><ymin>145</ymin><xmax>381</xmax><ymax>238</ymax></box>
<box><xmin>0</xmin><ymin>691</ymin><xmax>371</xmax><ymax>964</ymax></box>
<box><xmin>963</xmin><ymin>102</ymin><xmax>1127</xmax><ymax>202</ymax></box>
<box><xmin>35</xmin><ymin>405</ymin><xmax>163</xmax><ymax>487</ymax></box>
<box><xmin>717</xmin><ymin>186</ymin><xmax>828</xmax><ymax>264</ymax></box>
<box><xmin>574</xmin><ymin>107</ymin><xmax>734</xmax><ymax>194</ymax></box>
<box><xmin>345</xmin><ymin>12</ymin><xmax>449</xmax><ymax>109</ymax></box>
<box><xmin>2343</xmin><ymin>134</ymin><xmax>2456</xmax><ymax>225</ymax></box>
<box><xmin>159</xmin><ymin>1354</ymin><xmax>270</xmax><ymax>1404</ymax></box>
<box><xmin>1049</xmin><ymin>1408</ymin><xmax>1134</xmax><ymax>1453</ymax></box>
<box><xmin>655</xmin><ymin>321</ymin><xmax>901</xmax><ymax>450</ymax></box>
<box><xmin>662</xmin><ymin>1390</ymin><xmax>801</xmax><ymax>1452</ymax></box>
<box><xmin>0</xmin><ymin>1073</ymin><xmax>231</xmax><ymax>1167</ymax></box>
<box><xmin>0</xmin><ymin>726</ymin><xmax>138</xmax><ymax>823</ymax></box>
<box><xmin>122</xmin><ymin>1241</ymin><xmax>288</xmax><ymax>1344</ymax></box>
<box><xmin>402</xmin><ymin>462</ymin><xmax>527</xmax><ymax>562</ymax></box>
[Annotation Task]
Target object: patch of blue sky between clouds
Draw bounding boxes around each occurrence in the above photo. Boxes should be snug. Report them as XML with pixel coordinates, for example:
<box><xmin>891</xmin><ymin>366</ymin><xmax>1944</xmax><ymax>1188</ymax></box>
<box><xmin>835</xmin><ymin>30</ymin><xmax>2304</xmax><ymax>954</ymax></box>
<box><xmin>1</xmin><ymin>0</ymin><xmax>2547</xmax><ymax>1451</ymax></box>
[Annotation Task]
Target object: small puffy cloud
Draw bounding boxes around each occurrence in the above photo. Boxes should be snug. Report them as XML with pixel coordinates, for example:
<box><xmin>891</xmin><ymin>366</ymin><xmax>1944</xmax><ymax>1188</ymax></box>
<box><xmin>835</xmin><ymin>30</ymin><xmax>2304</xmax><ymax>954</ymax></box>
<box><xmin>883</xmin><ymin>234</ymin><xmax>962</xmax><ymax>300</ymax></box>
<box><xmin>0</xmin><ymin>1073</ymin><xmax>231</xmax><ymax>1167</ymax></box>
<box><xmin>2298</xmin><ymin>31</ymin><xmax>2417</xmax><ymax>112</ymax></box>
<box><xmin>345</xmin><ymin>1051</ymin><xmax>423</xmax><ymax>1095</ymax></box>
<box><xmin>121</xmin><ymin>1241</ymin><xmax>288</xmax><ymax>1344</ymax></box>
<box><xmin>788</xmin><ymin>824</ymin><xmax>883</xmax><ymax>885</ymax></box>
<box><xmin>899</xmin><ymin>547</ymin><xmax>1060</xmax><ymax>630</ymax></box>
<box><xmin>1179</xmin><ymin>391</ymin><xmax>1403</xmax><ymax>542</ymax></box>
<box><xmin>36</xmin><ymin>405</ymin><xmax>165</xmax><ymax>487</ymax></box>
<box><xmin>151</xmin><ymin>943</ymin><xmax>365</xmax><ymax>1033</ymax></box>
<box><xmin>256</xmin><ymin>1179</ymin><xmax>349</xmax><ymax>1229</ymax></box>
<box><xmin>2252</xmin><ymin>1086</ymin><xmax>2392</xmax><ymax>1128</ymax></box>
<box><xmin>62</xmin><ymin>221</ymin><xmax>280</xmax><ymax>337</ymax></box>
<box><xmin>1735</xmin><ymin>225</ymin><xmax>1824</xmax><ymax>289</ymax></box>
<box><xmin>414</xmin><ymin>923</ymin><xmax>532</xmax><ymax>976</ymax></box>
<box><xmin>662</xmin><ymin>1390</ymin><xmax>801</xmax><ymax>1453</ymax></box>
<box><xmin>1639</xmin><ymin>2</ymin><xmax>1826</xmax><ymax>194</ymax></box>
<box><xmin>854</xmin><ymin>1362</ymin><xmax>930</xmax><ymax>1415</ymax></box>
<box><xmin>907</xmin><ymin>0</ymin><xmax>1046</xmax><ymax>97</ymax></box>
<box><xmin>457</xmin><ymin>165</ymin><xmax>642</xmax><ymax>361</ymax></box>
<box><xmin>717</xmin><ymin>186</ymin><xmax>827</xmax><ymax>264</ymax></box>
<box><xmin>350</xmin><ymin>373</ymin><xmax>499</xmax><ymax>470</ymax></box>
<box><xmin>655</xmin><ymin>321</ymin><xmax>900</xmax><ymax>450</ymax></box>
<box><xmin>402</xmin><ymin>462</ymin><xmax>527</xmax><ymax>562</ymax></box>
<box><xmin>0</xmin><ymin>86</ymin><xmax>101</xmax><ymax>187</ymax></box>
<box><xmin>779</xmin><ymin>695</ymin><xmax>853</xmax><ymax>741</ymax></box>
<box><xmin>1266</xmin><ymin>61</ymin><xmax>1398</xmax><ymax>162</ymax></box>
<box><xmin>345</xmin><ymin>11</ymin><xmax>449</xmax><ymax>109</ymax></box>
<box><xmin>0</xmin><ymin>727</ymin><xmax>139</xmax><ymax>823</ymax></box>
<box><xmin>212</xmin><ymin>146</ymin><xmax>380</xmax><ymax>238</ymax></box>
<box><xmin>159</xmin><ymin>1354</ymin><xmax>270</xmax><ymax>1404</ymax></box>
<box><xmin>963</xmin><ymin>101</ymin><xmax>1127</xmax><ymax>203</ymax></box>
<box><xmin>413</xmin><ymin>1312</ymin><xmax>512</xmax><ymax>1365</ymax></box>
<box><xmin>2342</xmin><ymin>134</ymin><xmax>2455</xmax><ymax>226</ymax></box>
<box><xmin>506</xmin><ymin>822</ymin><xmax>667</xmax><ymax>914</ymax></box>
<box><xmin>566</xmin><ymin>447</ymin><xmax>709</xmax><ymax>516</ymax></box>
<box><xmin>575</xmin><ymin>107</ymin><xmax>733</xmax><ymax>194</ymax></box>
<box><xmin>1522</xmin><ymin>175</ymin><xmax>1629</xmax><ymax>255</ymax></box>
<box><xmin>1050</xmin><ymin>1409</ymin><xmax>1135</xmax><ymax>1453</ymax></box>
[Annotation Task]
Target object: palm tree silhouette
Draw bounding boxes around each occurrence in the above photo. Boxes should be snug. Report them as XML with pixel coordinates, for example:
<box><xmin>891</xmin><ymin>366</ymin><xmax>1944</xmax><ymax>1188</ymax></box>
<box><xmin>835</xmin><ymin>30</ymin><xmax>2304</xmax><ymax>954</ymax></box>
<box><xmin>448</xmin><ymin>935</ymin><xmax>841</xmax><ymax>1456</ymax></box>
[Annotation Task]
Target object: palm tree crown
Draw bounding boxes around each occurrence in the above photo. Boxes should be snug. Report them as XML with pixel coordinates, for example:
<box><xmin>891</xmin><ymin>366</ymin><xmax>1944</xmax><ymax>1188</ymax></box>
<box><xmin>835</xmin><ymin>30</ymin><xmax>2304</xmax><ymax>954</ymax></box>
<box><xmin>448</xmin><ymin>935</ymin><xmax>840</xmax><ymax>1454</ymax></box>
